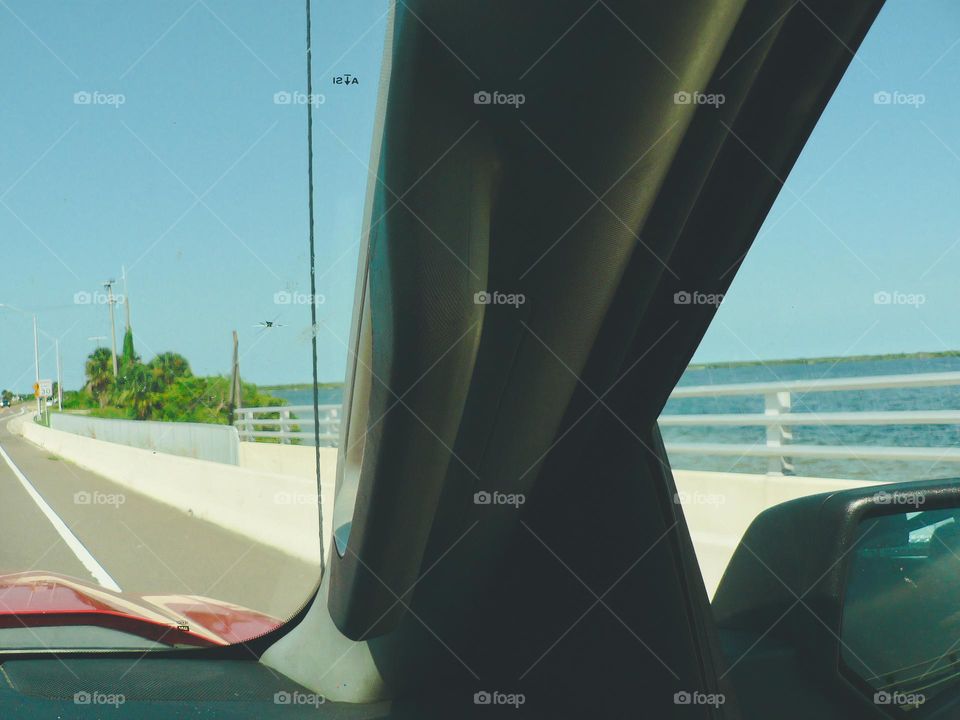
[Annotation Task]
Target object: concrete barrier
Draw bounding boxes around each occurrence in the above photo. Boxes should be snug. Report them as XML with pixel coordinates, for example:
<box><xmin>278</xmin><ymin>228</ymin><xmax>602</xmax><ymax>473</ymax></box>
<box><xmin>7</xmin><ymin>410</ymin><xmax>893</xmax><ymax>597</ymax></box>
<box><xmin>51</xmin><ymin>413</ymin><xmax>240</xmax><ymax>465</ymax></box>
<box><xmin>673</xmin><ymin>469</ymin><xmax>888</xmax><ymax>598</ymax></box>
<box><xmin>237</xmin><ymin>453</ymin><xmax>881</xmax><ymax>599</ymax></box>
<box><xmin>10</xmin><ymin>414</ymin><xmax>332</xmax><ymax>565</ymax></box>
<box><xmin>224</xmin><ymin>446</ymin><xmax>895</xmax><ymax>599</ymax></box>
<box><xmin>238</xmin><ymin>442</ymin><xmax>334</xmax><ymax>481</ymax></box>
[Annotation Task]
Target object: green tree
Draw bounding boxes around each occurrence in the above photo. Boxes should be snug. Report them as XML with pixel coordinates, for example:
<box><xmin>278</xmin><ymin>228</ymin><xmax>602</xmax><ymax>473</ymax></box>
<box><xmin>85</xmin><ymin>348</ymin><xmax>115</xmax><ymax>408</ymax></box>
<box><xmin>84</xmin><ymin>343</ymin><xmax>284</xmax><ymax>425</ymax></box>
<box><xmin>152</xmin><ymin>376</ymin><xmax>284</xmax><ymax>425</ymax></box>
<box><xmin>115</xmin><ymin>328</ymin><xmax>142</xmax><ymax>401</ymax></box>
<box><xmin>121</xmin><ymin>328</ymin><xmax>139</xmax><ymax>370</ymax></box>
<box><xmin>61</xmin><ymin>389</ymin><xmax>96</xmax><ymax>410</ymax></box>
<box><xmin>118</xmin><ymin>363</ymin><xmax>160</xmax><ymax>420</ymax></box>
<box><xmin>147</xmin><ymin>352</ymin><xmax>192</xmax><ymax>388</ymax></box>
<box><xmin>156</xmin><ymin>376</ymin><xmax>229</xmax><ymax>424</ymax></box>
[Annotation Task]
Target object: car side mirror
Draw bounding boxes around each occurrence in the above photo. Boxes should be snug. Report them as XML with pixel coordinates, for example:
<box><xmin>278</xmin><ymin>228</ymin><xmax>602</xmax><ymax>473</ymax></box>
<box><xmin>712</xmin><ymin>479</ymin><xmax>960</xmax><ymax>719</ymax></box>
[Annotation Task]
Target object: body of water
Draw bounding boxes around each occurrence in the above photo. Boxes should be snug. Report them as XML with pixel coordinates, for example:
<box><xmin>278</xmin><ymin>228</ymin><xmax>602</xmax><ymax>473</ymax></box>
<box><xmin>264</xmin><ymin>356</ymin><xmax>960</xmax><ymax>482</ymax></box>
<box><xmin>267</xmin><ymin>386</ymin><xmax>343</xmax><ymax>407</ymax></box>
<box><xmin>662</xmin><ymin>356</ymin><xmax>960</xmax><ymax>482</ymax></box>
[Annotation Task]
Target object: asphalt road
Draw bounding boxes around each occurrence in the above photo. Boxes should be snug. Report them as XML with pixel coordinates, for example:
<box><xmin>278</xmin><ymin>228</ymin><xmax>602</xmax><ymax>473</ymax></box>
<box><xmin>0</xmin><ymin>404</ymin><xmax>321</xmax><ymax>623</ymax></box>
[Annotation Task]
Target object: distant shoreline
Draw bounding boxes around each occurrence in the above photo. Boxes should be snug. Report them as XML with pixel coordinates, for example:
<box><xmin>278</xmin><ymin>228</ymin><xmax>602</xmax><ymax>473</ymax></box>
<box><xmin>687</xmin><ymin>350</ymin><xmax>960</xmax><ymax>370</ymax></box>
<box><xmin>260</xmin><ymin>382</ymin><xmax>343</xmax><ymax>392</ymax></box>
<box><xmin>259</xmin><ymin>351</ymin><xmax>960</xmax><ymax>389</ymax></box>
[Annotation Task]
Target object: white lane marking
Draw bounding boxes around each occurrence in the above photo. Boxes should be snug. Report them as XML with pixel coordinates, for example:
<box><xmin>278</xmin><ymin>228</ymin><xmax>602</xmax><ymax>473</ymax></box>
<box><xmin>0</xmin><ymin>442</ymin><xmax>122</xmax><ymax>592</ymax></box>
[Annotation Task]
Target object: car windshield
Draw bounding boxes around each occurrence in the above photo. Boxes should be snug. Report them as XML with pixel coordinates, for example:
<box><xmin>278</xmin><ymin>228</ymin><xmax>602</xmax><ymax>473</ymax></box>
<box><xmin>0</xmin><ymin>1</ymin><xmax>388</xmax><ymax>650</ymax></box>
<box><xmin>659</xmin><ymin>0</ymin><xmax>960</xmax><ymax>635</ymax></box>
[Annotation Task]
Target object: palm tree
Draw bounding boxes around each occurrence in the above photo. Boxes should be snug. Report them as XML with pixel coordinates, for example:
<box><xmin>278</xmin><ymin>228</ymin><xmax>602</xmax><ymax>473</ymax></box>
<box><xmin>85</xmin><ymin>348</ymin><xmax>115</xmax><ymax>408</ymax></box>
<box><xmin>119</xmin><ymin>364</ymin><xmax>160</xmax><ymax>420</ymax></box>
<box><xmin>148</xmin><ymin>352</ymin><xmax>192</xmax><ymax>389</ymax></box>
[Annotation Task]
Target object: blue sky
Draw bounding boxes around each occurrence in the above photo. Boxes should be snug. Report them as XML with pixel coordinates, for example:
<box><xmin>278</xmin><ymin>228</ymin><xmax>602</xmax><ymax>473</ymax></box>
<box><xmin>0</xmin><ymin>0</ymin><xmax>389</xmax><ymax>391</ymax></box>
<box><xmin>1</xmin><ymin>1</ymin><xmax>958</xmax><ymax>393</ymax></box>
<box><xmin>695</xmin><ymin>0</ymin><xmax>960</xmax><ymax>363</ymax></box>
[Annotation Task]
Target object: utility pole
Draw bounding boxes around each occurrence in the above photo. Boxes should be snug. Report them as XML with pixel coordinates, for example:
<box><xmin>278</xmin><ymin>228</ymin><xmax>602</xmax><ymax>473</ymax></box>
<box><xmin>104</xmin><ymin>279</ymin><xmax>119</xmax><ymax>376</ymax></box>
<box><xmin>229</xmin><ymin>330</ymin><xmax>242</xmax><ymax>425</ymax></box>
<box><xmin>0</xmin><ymin>305</ymin><xmax>41</xmax><ymax>418</ymax></box>
<box><xmin>55</xmin><ymin>338</ymin><xmax>63</xmax><ymax>410</ymax></box>
<box><xmin>121</xmin><ymin>265</ymin><xmax>132</xmax><ymax>331</ymax></box>
<box><xmin>33</xmin><ymin>315</ymin><xmax>41</xmax><ymax>419</ymax></box>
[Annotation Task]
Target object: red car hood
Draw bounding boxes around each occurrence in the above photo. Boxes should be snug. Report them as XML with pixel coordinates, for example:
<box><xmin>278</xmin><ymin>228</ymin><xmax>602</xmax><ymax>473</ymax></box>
<box><xmin>0</xmin><ymin>572</ymin><xmax>282</xmax><ymax>647</ymax></box>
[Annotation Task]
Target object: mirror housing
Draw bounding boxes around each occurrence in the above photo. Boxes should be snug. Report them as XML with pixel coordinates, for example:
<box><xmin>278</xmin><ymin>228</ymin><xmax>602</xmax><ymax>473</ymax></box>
<box><xmin>713</xmin><ymin>479</ymin><xmax>960</xmax><ymax>718</ymax></box>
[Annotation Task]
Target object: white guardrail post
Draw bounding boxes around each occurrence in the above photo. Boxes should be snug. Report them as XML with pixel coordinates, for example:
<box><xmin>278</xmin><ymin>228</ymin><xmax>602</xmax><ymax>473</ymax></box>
<box><xmin>235</xmin><ymin>372</ymin><xmax>960</xmax><ymax>462</ymax></box>
<box><xmin>232</xmin><ymin>405</ymin><xmax>340</xmax><ymax>447</ymax></box>
<box><xmin>658</xmin><ymin>371</ymin><xmax>960</xmax><ymax>472</ymax></box>
<box><xmin>764</xmin><ymin>390</ymin><xmax>793</xmax><ymax>475</ymax></box>
<box><xmin>234</xmin><ymin>408</ymin><xmax>250</xmax><ymax>441</ymax></box>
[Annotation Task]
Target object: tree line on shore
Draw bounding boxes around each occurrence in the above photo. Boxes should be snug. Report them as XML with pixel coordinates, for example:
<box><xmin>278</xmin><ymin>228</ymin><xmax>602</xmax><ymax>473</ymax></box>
<box><xmin>65</xmin><ymin>328</ymin><xmax>282</xmax><ymax>423</ymax></box>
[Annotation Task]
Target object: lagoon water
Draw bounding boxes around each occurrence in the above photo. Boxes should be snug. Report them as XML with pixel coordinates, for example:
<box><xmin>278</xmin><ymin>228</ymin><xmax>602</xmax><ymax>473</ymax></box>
<box><xmin>268</xmin><ymin>386</ymin><xmax>344</xmax><ymax>407</ymax></box>
<box><xmin>270</xmin><ymin>356</ymin><xmax>960</xmax><ymax>483</ymax></box>
<box><xmin>663</xmin><ymin>356</ymin><xmax>960</xmax><ymax>483</ymax></box>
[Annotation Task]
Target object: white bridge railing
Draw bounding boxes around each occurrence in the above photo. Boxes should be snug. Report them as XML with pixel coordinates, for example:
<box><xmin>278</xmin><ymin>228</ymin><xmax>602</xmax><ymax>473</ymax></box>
<box><xmin>233</xmin><ymin>405</ymin><xmax>341</xmax><ymax>446</ymax></box>
<box><xmin>660</xmin><ymin>371</ymin><xmax>960</xmax><ymax>474</ymax></box>
<box><xmin>235</xmin><ymin>372</ymin><xmax>960</xmax><ymax>468</ymax></box>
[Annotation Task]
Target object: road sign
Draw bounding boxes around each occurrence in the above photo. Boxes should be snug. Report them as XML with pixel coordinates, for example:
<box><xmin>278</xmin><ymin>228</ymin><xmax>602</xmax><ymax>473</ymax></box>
<box><xmin>37</xmin><ymin>380</ymin><xmax>53</xmax><ymax>399</ymax></box>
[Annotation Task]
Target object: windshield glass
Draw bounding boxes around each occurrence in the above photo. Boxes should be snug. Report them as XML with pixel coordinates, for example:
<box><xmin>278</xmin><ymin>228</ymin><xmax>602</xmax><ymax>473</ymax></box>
<box><xmin>659</xmin><ymin>0</ymin><xmax>960</xmax><ymax>603</ymax></box>
<box><xmin>0</xmin><ymin>0</ymin><xmax>387</xmax><ymax>649</ymax></box>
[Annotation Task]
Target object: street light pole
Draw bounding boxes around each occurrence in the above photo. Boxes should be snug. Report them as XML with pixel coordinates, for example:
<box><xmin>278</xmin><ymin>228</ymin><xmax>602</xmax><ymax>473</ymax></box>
<box><xmin>36</xmin><ymin>330</ymin><xmax>65</xmax><ymax>411</ymax></box>
<box><xmin>33</xmin><ymin>314</ymin><xmax>41</xmax><ymax>419</ymax></box>
<box><xmin>103</xmin><ymin>280</ymin><xmax>119</xmax><ymax>376</ymax></box>
<box><xmin>122</xmin><ymin>265</ymin><xmax>132</xmax><ymax>332</ymax></box>
<box><xmin>54</xmin><ymin>338</ymin><xmax>62</xmax><ymax>410</ymax></box>
<box><xmin>42</xmin><ymin>335</ymin><xmax>63</xmax><ymax>412</ymax></box>
<box><xmin>0</xmin><ymin>304</ymin><xmax>41</xmax><ymax>419</ymax></box>
<box><xmin>59</xmin><ymin>341</ymin><xmax>63</xmax><ymax>409</ymax></box>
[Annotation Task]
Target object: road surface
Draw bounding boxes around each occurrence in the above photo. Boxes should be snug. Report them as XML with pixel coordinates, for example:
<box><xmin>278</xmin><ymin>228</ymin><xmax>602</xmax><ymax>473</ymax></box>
<box><xmin>0</xmin><ymin>404</ymin><xmax>320</xmax><ymax>623</ymax></box>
